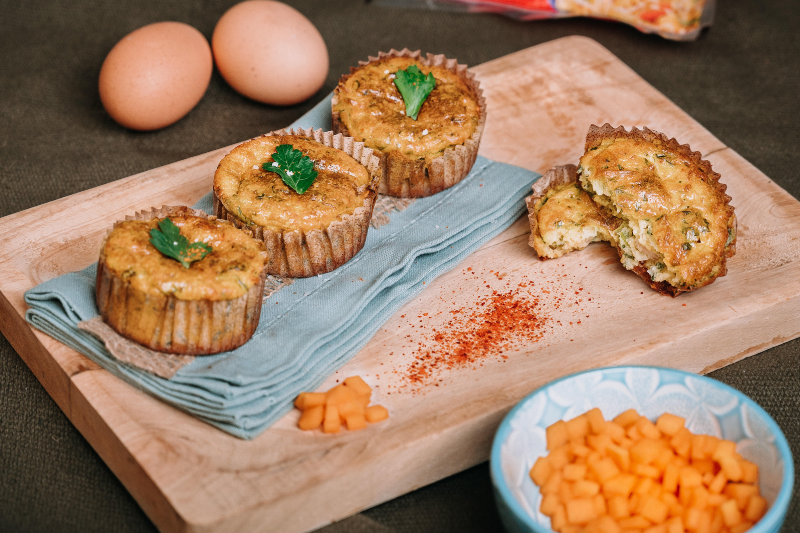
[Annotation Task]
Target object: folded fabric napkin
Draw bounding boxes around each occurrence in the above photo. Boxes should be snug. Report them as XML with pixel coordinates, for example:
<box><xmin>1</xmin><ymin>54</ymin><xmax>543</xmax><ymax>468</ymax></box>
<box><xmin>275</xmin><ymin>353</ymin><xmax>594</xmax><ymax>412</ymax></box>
<box><xmin>25</xmin><ymin>94</ymin><xmax>540</xmax><ymax>439</ymax></box>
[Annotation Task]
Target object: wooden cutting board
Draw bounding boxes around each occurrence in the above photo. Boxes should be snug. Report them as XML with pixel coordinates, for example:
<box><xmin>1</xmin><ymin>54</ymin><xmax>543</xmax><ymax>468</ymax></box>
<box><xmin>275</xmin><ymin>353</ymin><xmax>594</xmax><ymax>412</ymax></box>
<box><xmin>2</xmin><ymin>36</ymin><xmax>800</xmax><ymax>533</ymax></box>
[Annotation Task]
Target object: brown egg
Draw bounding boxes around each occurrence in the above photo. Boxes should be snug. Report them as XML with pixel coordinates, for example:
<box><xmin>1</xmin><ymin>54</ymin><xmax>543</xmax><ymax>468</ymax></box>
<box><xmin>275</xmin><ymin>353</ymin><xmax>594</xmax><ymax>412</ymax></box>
<box><xmin>99</xmin><ymin>22</ymin><xmax>213</xmax><ymax>131</ymax></box>
<box><xmin>212</xmin><ymin>1</ymin><xmax>329</xmax><ymax>106</ymax></box>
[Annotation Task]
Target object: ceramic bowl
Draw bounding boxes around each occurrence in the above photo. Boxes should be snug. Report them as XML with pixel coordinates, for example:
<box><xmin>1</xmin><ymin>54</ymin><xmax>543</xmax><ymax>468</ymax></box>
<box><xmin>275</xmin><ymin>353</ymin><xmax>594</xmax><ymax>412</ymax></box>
<box><xmin>490</xmin><ymin>366</ymin><xmax>794</xmax><ymax>533</ymax></box>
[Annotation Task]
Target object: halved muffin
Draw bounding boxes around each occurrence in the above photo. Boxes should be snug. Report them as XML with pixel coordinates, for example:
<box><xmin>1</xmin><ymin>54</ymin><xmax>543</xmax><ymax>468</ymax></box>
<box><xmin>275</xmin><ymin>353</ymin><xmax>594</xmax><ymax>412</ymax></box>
<box><xmin>578</xmin><ymin>124</ymin><xmax>736</xmax><ymax>295</ymax></box>
<box><xmin>213</xmin><ymin>128</ymin><xmax>380</xmax><ymax>278</ymax></box>
<box><xmin>527</xmin><ymin>165</ymin><xmax>621</xmax><ymax>259</ymax></box>
<box><xmin>96</xmin><ymin>206</ymin><xmax>268</xmax><ymax>355</ymax></box>
<box><xmin>332</xmin><ymin>49</ymin><xmax>485</xmax><ymax>197</ymax></box>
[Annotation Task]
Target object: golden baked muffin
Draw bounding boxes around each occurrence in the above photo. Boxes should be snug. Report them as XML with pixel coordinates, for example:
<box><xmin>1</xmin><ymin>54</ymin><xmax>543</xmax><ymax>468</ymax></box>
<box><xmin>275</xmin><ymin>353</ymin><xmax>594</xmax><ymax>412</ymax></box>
<box><xmin>96</xmin><ymin>206</ymin><xmax>268</xmax><ymax>355</ymax></box>
<box><xmin>332</xmin><ymin>49</ymin><xmax>485</xmax><ymax>197</ymax></box>
<box><xmin>578</xmin><ymin>124</ymin><xmax>736</xmax><ymax>295</ymax></box>
<box><xmin>213</xmin><ymin>128</ymin><xmax>380</xmax><ymax>278</ymax></box>
<box><xmin>527</xmin><ymin>165</ymin><xmax>621</xmax><ymax>259</ymax></box>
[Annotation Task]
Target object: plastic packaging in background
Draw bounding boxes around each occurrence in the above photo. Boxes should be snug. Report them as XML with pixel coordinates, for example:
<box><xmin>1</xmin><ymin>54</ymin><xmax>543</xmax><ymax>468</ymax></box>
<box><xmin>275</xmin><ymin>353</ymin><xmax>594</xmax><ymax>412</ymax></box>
<box><xmin>373</xmin><ymin>0</ymin><xmax>716</xmax><ymax>41</ymax></box>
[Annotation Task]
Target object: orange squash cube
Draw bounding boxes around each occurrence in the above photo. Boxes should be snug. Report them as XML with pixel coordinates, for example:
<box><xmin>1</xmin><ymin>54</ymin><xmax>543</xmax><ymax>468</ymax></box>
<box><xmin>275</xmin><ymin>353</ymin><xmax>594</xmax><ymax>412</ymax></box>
<box><xmin>530</xmin><ymin>456</ymin><xmax>554</xmax><ymax>486</ymax></box>
<box><xmin>589</xmin><ymin>457</ymin><xmax>621</xmax><ymax>483</ymax></box>
<box><xmin>679</xmin><ymin>466</ymin><xmax>703</xmax><ymax>489</ymax></box>
<box><xmin>640</xmin><ymin>495</ymin><xmax>669</xmax><ymax>524</ymax></box>
<box><xmin>607</xmin><ymin>444</ymin><xmax>631</xmax><ymax>472</ymax></box>
<box><xmin>614</xmin><ymin>409</ymin><xmax>642</xmax><ymax>428</ymax></box>
<box><xmin>343</xmin><ymin>375</ymin><xmax>372</xmax><ymax>397</ymax></box>
<box><xmin>618</xmin><ymin>516</ymin><xmax>652</xmax><ymax>529</ymax></box>
<box><xmin>567</xmin><ymin>414</ymin><xmax>591</xmax><ymax>442</ymax></box>
<box><xmin>603</xmin><ymin>473</ymin><xmax>637</xmax><ymax>498</ymax></box>
<box><xmin>718</xmin><ymin>455</ymin><xmax>743</xmax><ymax>482</ymax></box>
<box><xmin>635</xmin><ymin>417</ymin><xmax>662</xmax><ymax>440</ymax></box>
<box><xmin>365</xmin><ymin>404</ymin><xmax>389</xmax><ymax>423</ymax></box>
<box><xmin>326</xmin><ymin>384</ymin><xmax>358</xmax><ymax>406</ymax></box>
<box><xmin>294</xmin><ymin>391</ymin><xmax>326</xmax><ymax>410</ymax></box>
<box><xmin>344</xmin><ymin>410</ymin><xmax>367</xmax><ymax>430</ymax></box>
<box><xmin>552</xmin><ymin>504</ymin><xmax>568</xmax><ymax>530</ymax></box>
<box><xmin>729</xmin><ymin>522</ymin><xmax>755</xmax><ymax>533</ymax></box>
<box><xmin>630</xmin><ymin>438</ymin><xmax>663</xmax><ymax>465</ymax></box>
<box><xmin>656</xmin><ymin>413</ymin><xmax>686</xmax><ymax>437</ymax></box>
<box><xmin>665</xmin><ymin>516</ymin><xmax>684</xmax><ymax>533</ymax></box>
<box><xmin>586</xmin><ymin>407</ymin><xmax>606</xmax><ymax>433</ymax></box>
<box><xmin>662</xmin><ymin>464</ymin><xmax>679</xmax><ymax>493</ymax></box>
<box><xmin>608</xmin><ymin>495</ymin><xmax>629</xmax><ymax>519</ymax></box>
<box><xmin>563</xmin><ymin>463</ymin><xmax>588</xmax><ymax>481</ymax></box>
<box><xmin>323</xmin><ymin>404</ymin><xmax>341</xmax><ymax>433</ymax></box>
<box><xmin>573</xmin><ymin>479</ymin><xmax>601</xmax><ymax>498</ymax></box>
<box><xmin>720</xmin><ymin>498</ymin><xmax>743</xmax><ymax>527</ymax></box>
<box><xmin>540</xmin><ymin>493</ymin><xmax>561</xmax><ymax>517</ymax></box>
<box><xmin>566</xmin><ymin>498</ymin><xmax>598</xmax><ymax>525</ymax></box>
<box><xmin>298</xmin><ymin>404</ymin><xmax>325</xmax><ymax>430</ymax></box>
<box><xmin>604</xmin><ymin>421</ymin><xmax>627</xmax><ymax>444</ymax></box>
<box><xmin>588</xmin><ymin>433</ymin><xmax>614</xmax><ymax>454</ymax></box>
<box><xmin>744</xmin><ymin>495</ymin><xmax>767</xmax><ymax>522</ymax></box>
<box><xmin>740</xmin><ymin>460</ymin><xmax>759</xmax><ymax>484</ymax></box>
<box><xmin>548</xmin><ymin>420</ymin><xmax>570</xmax><ymax>450</ymax></box>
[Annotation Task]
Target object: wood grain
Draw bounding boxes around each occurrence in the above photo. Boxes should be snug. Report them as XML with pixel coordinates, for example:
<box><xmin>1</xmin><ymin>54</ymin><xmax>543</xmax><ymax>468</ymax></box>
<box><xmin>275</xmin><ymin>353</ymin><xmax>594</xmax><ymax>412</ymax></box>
<box><xmin>2</xmin><ymin>36</ymin><xmax>800</xmax><ymax>533</ymax></box>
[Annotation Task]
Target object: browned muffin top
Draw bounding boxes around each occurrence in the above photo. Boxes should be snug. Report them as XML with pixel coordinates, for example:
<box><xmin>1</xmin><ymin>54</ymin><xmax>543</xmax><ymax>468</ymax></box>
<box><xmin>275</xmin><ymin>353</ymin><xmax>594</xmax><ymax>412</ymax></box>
<box><xmin>214</xmin><ymin>135</ymin><xmax>373</xmax><ymax>233</ymax></box>
<box><xmin>333</xmin><ymin>57</ymin><xmax>480</xmax><ymax>161</ymax></box>
<box><xmin>102</xmin><ymin>214</ymin><xmax>267</xmax><ymax>301</ymax></box>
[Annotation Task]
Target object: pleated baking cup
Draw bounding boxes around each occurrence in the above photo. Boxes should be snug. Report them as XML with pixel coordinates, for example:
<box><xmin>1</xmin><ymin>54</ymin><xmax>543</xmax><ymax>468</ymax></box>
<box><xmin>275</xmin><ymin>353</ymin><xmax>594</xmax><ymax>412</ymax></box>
<box><xmin>96</xmin><ymin>206</ymin><xmax>267</xmax><ymax>356</ymax></box>
<box><xmin>332</xmin><ymin>48</ymin><xmax>486</xmax><ymax>198</ymax></box>
<box><xmin>213</xmin><ymin>128</ymin><xmax>380</xmax><ymax>278</ymax></box>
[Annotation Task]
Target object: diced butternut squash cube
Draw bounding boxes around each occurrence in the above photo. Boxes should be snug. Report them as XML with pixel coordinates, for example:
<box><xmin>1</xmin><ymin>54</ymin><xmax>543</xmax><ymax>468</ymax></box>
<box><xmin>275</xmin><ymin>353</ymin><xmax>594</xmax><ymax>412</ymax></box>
<box><xmin>633</xmin><ymin>476</ymin><xmax>654</xmax><ymax>496</ymax></box>
<box><xmin>343</xmin><ymin>375</ymin><xmax>372</xmax><ymax>397</ymax></box>
<box><xmin>684</xmin><ymin>507</ymin><xmax>702</xmax><ymax>530</ymax></box>
<box><xmin>636</xmin><ymin>417</ymin><xmax>662</xmax><ymax>440</ymax></box>
<box><xmin>298</xmin><ymin>404</ymin><xmax>324</xmax><ymax>430</ymax></box>
<box><xmin>590</xmin><ymin>457</ymin><xmax>621</xmax><ymax>483</ymax></box>
<box><xmin>740</xmin><ymin>460</ymin><xmax>758</xmax><ymax>484</ymax></box>
<box><xmin>552</xmin><ymin>504</ymin><xmax>568</xmax><ymax>530</ymax></box>
<box><xmin>323</xmin><ymin>404</ymin><xmax>341</xmax><ymax>433</ymax></box>
<box><xmin>586</xmin><ymin>407</ymin><xmax>606</xmax><ymax>433</ymax></box>
<box><xmin>691</xmin><ymin>485</ymin><xmax>709</xmax><ymax>510</ymax></box>
<box><xmin>712</xmin><ymin>440</ymin><xmax>737</xmax><ymax>462</ymax></box>
<box><xmin>540</xmin><ymin>493</ymin><xmax>561</xmax><ymax>517</ymax></box>
<box><xmin>574</xmin><ymin>479</ymin><xmax>601</xmax><ymax>498</ymax></box>
<box><xmin>720</xmin><ymin>499</ymin><xmax>743</xmax><ymax>527</ymax></box>
<box><xmin>708</xmin><ymin>471</ymin><xmax>727</xmax><ymax>494</ymax></box>
<box><xmin>344</xmin><ymin>410</ymin><xmax>367</xmax><ymax>430</ymax></box>
<box><xmin>729</xmin><ymin>522</ymin><xmax>754</xmax><ymax>533</ymax></box>
<box><xmin>614</xmin><ymin>409</ymin><xmax>642</xmax><ymax>428</ymax></box>
<box><xmin>618</xmin><ymin>515</ymin><xmax>651</xmax><ymax>529</ymax></box>
<box><xmin>605</xmin><ymin>421</ymin><xmax>627</xmax><ymax>444</ymax></box>
<box><xmin>566</xmin><ymin>498</ymin><xmax>598</xmax><ymax>525</ymax></box>
<box><xmin>603</xmin><ymin>473</ymin><xmax>637</xmax><ymax>498</ymax></box>
<box><xmin>630</xmin><ymin>439</ymin><xmax>663</xmax><ymax>465</ymax></box>
<box><xmin>608</xmin><ymin>495</ymin><xmax>629</xmax><ymax>519</ymax></box>
<box><xmin>626</xmin><ymin>424</ymin><xmax>643</xmax><ymax>441</ymax></box>
<box><xmin>744</xmin><ymin>495</ymin><xmax>767</xmax><ymax>522</ymax></box>
<box><xmin>593</xmin><ymin>493</ymin><xmax>607</xmax><ymax>515</ymax></box>
<box><xmin>656</xmin><ymin>413</ymin><xmax>685</xmax><ymax>437</ymax></box>
<box><xmin>665</xmin><ymin>516</ymin><xmax>684</xmax><ymax>533</ymax></box>
<box><xmin>670</xmin><ymin>428</ymin><xmax>692</xmax><ymax>458</ymax></box>
<box><xmin>550</xmin><ymin>446</ymin><xmax>570</xmax><ymax>470</ymax></box>
<box><xmin>572</xmin><ymin>442</ymin><xmax>592</xmax><ymax>458</ymax></box>
<box><xmin>365</xmin><ymin>404</ymin><xmax>389</xmax><ymax>423</ymax></box>
<box><xmin>640</xmin><ymin>495</ymin><xmax>669</xmax><ymax>523</ymax></box>
<box><xmin>567</xmin><ymin>414</ymin><xmax>591</xmax><ymax>442</ymax></box>
<box><xmin>563</xmin><ymin>463</ymin><xmax>588</xmax><ymax>481</ymax></box>
<box><xmin>530</xmin><ymin>456</ymin><xmax>555</xmax><ymax>486</ymax></box>
<box><xmin>632</xmin><ymin>463</ymin><xmax>660</xmax><ymax>479</ymax></box>
<box><xmin>653</xmin><ymin>447</ymin><xmax>675</xmax><ymax>471</ymax></box>
<box><xmin>588</xmin><ymin>433</ymin><xmax>614</xmax><ymax>454</ymax></box>
<box><xmin>718</xmin><ymin>455</ymin><xmax>743</xmax><ymax>482</ymax></box>
<box><xmin>559</xmin><ymin>480</ymin><xmax>573</xmax><ymax>503</ymax></box>
<box><xmin>660</xmin><ymin>492</ymin><xmax>679</xmax><ymax>507</ymax></box>
<box><xmin>541</xmin><ymin>471</ymin><xmax>562</xmax><ymax>495</ymax></box>
<box><xmin>608</xmin><ymin>444</ymin><xmax>631</xmax><ymax>472</ymax></box>
<box><xmin>707</xmin><ymin>493</ymin><xmax>726</xmax><ymax>507</ymax></box>
<box><xmin>326</xmin><ymin>384</ymin><xmax>358</xmax><ymax>406</ymax></box>
<box><xmin>294</xmin><ymin>392</ymin><xmax>326</xmax><ymax>410</ymax></box>
<box><xmin>662</xmin><ymin>464</ymin><xmax>679</xmax><ymax>493</ymax></box>
<box><xmin>643</xmin><ymin>524</ymin><xmax>667</xmax><ymax>533</ymax></box>
<box><xmin>724</xmin><ymin>483</ymin><xmax>759</xmax><ymax>510</ymax></box>
<box><xmin>589</xmin><ymin>515</ymin><xmax>621</xmax><ymax>533</ymax></box>
<box><xmin>702</xmin><ymin>472</ymin><xmax>715</xmax><ymax>487</ymax></box>
<box><xmin>548</xmin><ymin>420</ymin><xmax>570</xmax><ymax>450</ymax></box>
<box><xmin>679</xmin><ymin>466</ymin><xmax>703</xmax><ymax>489</ymax></box>
<box><xmin>691</xmin><ymin>434</ymin><xmax>709</xmax><ymax>460</ymax></box>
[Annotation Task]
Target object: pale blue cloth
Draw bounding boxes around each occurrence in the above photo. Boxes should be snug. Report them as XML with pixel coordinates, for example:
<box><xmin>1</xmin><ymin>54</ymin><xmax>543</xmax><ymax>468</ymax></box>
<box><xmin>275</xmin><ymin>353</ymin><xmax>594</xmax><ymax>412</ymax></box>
<box><xmin>25</xmin><ymin>95</ymin><xmax>540</xmax><ymax>439</ymax></box>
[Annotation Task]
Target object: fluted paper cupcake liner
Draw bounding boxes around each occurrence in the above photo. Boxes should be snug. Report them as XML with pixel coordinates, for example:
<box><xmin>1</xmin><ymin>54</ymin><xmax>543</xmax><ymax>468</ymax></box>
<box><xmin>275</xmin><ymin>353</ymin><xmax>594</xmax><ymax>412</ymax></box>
<box><xmin>332</xmin><ymin>48</ymin><xmax>486</xmax><ymax>198</ymax></box>
<box><xmin>96</xmin><ymin>206</ymin><xmax>267</xmax><ymax>355</ymax></box>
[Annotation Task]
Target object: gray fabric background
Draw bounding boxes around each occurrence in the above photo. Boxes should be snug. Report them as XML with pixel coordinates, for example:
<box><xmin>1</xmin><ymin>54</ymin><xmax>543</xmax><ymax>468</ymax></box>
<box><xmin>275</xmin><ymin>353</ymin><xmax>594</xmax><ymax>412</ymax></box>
<box><xmin>1</xmin><ymin>0</ymin><xmax>798</xmax><ymax>531</ymax></box>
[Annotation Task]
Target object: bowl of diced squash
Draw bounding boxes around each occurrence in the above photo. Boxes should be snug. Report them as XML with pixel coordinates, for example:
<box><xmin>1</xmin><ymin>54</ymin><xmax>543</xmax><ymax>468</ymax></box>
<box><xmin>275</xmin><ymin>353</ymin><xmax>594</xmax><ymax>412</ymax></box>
<box><xmin>490</xmin><ymin>366</ymin><xmax>793</xmax><ymax>533</ymax></box>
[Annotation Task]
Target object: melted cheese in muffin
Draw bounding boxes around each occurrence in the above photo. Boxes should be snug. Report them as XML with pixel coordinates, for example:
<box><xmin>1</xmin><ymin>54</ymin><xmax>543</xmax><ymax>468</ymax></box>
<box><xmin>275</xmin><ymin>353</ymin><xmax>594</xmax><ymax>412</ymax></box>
<box><xmin>532</xmin><ymin>182</ymin><xmax>621</xmax><ymax>259</ymax></box>
<box><xmin>579</xmin><ymin>133</ymin><xmax>735</xmax><ymax>291</ymax></box>
<box><xmin>332</xmin><ymin>57</ymin><xmax>480</xmax><ymax>161</ymax></box>
<box><xmin>214</xmin><ymin>135</ymin><xmax>373</xmax><ymax>233</ymax></box>
<box><xmin>102</xmin><ymin>215</ymin><xmax>267</xmax><ymax>301</ymax></box>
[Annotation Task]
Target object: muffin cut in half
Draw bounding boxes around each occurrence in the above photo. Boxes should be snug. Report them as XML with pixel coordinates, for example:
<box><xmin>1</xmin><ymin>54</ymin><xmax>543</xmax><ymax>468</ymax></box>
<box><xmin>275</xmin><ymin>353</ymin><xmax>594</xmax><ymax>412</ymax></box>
<box><xmin>213</xmin><ymin>128</ymin><xmax>380</xmax><ymax>278</ymax></box>
<box><xmin>96</xmin><ymin>206</ymin><xmax>268</xmax><ymax>355</ymax></box>
<box><xmin>527</xmin><ymin>164</ymin><xmax>621</xmax><ymax>260</ymax></box>
<box><xmin>527</xmin><ymin>125</ymin><xmax>736</xmax><ymax>296</ymax></box>
<box><xmin>332</xmin><ymin>49</ymin><xmax>485</xmax><ymax>197</ymax></box>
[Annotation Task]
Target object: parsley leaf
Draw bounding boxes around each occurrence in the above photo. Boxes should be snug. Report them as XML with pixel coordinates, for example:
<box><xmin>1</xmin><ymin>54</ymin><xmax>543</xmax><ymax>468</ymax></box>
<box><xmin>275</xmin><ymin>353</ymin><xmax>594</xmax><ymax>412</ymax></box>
<box><xmin>393</xmin><ymin>65</ymin><xmax>436</xmax><ymax>120</ymax></box>
<box><xmin>263</xmin><ymin>144</ymin><xmax>318</xmax><ymax>194</ymax></box>
<box><xmin>149</xmin><ymin>218</ymin><xmax>212</xmax><ymax>268</ymax></box>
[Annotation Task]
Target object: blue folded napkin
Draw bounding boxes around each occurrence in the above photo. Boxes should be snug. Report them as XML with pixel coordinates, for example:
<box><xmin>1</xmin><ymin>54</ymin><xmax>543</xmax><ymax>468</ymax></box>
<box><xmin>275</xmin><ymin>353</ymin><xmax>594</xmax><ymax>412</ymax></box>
<box><xmin>25</xmin><ymin>94</ymin><xmax>540</xmax><ymax>439</ymax></box>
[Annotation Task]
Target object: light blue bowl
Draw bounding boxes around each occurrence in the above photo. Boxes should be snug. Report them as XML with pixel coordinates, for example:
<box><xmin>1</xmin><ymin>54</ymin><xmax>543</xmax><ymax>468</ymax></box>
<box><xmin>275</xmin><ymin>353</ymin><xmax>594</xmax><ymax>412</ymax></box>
<box><xmin>490</xmin><ymin>366</ymin><xmax>794</xmax><ymax>533</ymax></box>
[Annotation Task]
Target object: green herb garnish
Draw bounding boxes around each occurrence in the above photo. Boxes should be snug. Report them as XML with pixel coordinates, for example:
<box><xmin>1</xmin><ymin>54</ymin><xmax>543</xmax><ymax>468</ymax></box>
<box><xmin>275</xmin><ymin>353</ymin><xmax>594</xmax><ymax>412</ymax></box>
<box><xmin>149</xmin><ymin>218</ymin><xmax>211</xmax><ymax>268</ymax></box>
<box><xmin>393</xmin><ymin>65</ymin><xmax>436</xmax><ymax>120</ymax></box>
<box><xmin>263</xmin><ymin>144</ymin><xmax>318</xmax><ymax>194</ymax></box>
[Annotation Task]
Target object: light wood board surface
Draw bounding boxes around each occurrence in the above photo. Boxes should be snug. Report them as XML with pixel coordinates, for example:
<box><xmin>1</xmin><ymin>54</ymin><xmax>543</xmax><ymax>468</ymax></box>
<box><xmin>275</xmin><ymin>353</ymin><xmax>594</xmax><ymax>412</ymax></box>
<box><xmin>2</xmin><ymin>36</ymin><xmax>800</xmax><ymax>533</ymax></box>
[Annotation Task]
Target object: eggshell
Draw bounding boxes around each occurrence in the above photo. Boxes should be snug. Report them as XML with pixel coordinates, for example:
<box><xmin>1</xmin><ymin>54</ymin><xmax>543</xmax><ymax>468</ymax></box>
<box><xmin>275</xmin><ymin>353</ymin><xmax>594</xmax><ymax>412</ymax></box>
<box><xmin>99</xmin><ymin>22</ymin><xmax>213</xmax><ymax>131</ymax></box>
<box><xmin>212</xmin><ymin>1</ymin><xmax>328</xmax><ymax>106</ymax></box>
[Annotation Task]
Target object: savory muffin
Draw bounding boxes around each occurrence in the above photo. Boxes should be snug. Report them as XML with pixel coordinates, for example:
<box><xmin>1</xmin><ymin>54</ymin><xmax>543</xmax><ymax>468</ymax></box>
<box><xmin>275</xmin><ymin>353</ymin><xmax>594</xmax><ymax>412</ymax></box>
<box><xmin>213</xmin><ymin>128</ymin><xmax>380</xmax><ymax>278</ymax></box>
<box><xmin>527</xmin><ymin>165</ymin><xmax>621</xmax><ymax>259</ymax></box>
<box><xmin>578</xmin><ymin>124</ymin><xmax>736</xmax><ymax>295</ymax></box>
<box><xmin>332</xmin><ymin>49</ymin><xmax>485</xmax><ymax>197</ymax></box>
<box><xmin>96</xmin><ymin>206</ymin><xmax>268</xmax><ymax>355</ymax></box>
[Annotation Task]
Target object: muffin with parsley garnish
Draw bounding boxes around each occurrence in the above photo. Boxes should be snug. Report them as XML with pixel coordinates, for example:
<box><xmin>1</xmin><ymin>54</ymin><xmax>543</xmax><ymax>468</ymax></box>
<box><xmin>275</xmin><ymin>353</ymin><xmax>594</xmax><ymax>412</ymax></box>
<box><xmin>332</xmin><ymin>49</ymin><xmax>485</xmax><ymax>197</ymax></box>
<box><xmin>96</xmin><ymin>206</ymin><xmax>268</xmax><ymax>355</ymax></box>
<box><xmin>213</xmin><ymin>128</ymin><xmax>380</xmax><ymax>278</ymax></box>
